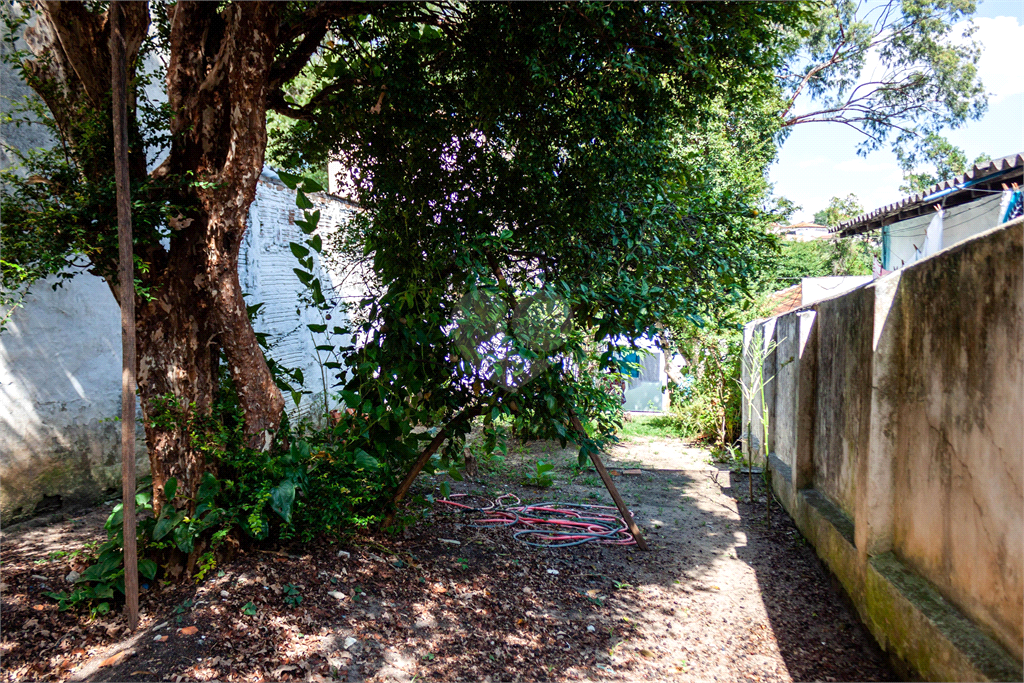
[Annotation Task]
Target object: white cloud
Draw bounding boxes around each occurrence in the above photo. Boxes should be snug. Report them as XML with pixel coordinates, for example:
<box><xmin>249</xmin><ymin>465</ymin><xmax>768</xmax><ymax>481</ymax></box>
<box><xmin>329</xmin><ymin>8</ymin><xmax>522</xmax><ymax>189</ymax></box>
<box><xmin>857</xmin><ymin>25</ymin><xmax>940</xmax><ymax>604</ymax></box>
<box><xmin>955</xmin><ymin>16</ymin><xmax>1024</xmax><ymax>102</ymax></box>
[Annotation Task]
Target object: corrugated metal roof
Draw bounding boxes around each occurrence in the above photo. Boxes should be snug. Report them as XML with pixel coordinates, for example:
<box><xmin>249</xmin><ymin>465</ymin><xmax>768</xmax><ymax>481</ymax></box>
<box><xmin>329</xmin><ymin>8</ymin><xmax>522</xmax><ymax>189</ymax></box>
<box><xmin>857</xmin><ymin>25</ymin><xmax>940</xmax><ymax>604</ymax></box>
<box><xmin>834</xmin><ymin>152</ymin><xmax>1024</xmax><ymax>236</ymax></box>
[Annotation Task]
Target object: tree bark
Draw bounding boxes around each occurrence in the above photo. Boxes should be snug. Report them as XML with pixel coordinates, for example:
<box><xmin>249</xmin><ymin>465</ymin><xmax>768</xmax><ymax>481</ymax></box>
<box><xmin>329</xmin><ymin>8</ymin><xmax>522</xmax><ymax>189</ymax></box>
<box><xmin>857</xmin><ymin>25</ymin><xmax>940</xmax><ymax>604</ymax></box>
<box><xmin>22</xmin><ymin>1</ymin><xmax>286</xmax><ymax>516</ymax></box>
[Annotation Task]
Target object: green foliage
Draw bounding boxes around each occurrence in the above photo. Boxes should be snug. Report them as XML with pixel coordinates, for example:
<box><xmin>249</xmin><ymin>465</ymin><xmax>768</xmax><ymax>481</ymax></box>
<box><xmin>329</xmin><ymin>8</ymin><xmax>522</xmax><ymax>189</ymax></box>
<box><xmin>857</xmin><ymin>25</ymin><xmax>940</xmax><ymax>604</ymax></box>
<box><xmin>523</xmin><ymin>460</ymin><xmax>555</xmax><ymax>488</ymax></box>
<box><xmin>758</xmin><ymin>237</ymin><xmax>878</xmax><ymax>293</ymax></box>
<box><xmin>896</xmin><ymin>132</ymin><xmax>993</xmax><ymax>195</ymax></box>
<box><xmin>282</xmin><ymin>583</ymin><xmax>302</xmax><ymax>607</ymax></box>
<box><xmin>0</xmin><ymin>6</ymin><xmax>182</xmax><ymax>325</ymax></box>
<box><xmin>45</xmin><ymin>480</ymin><xmax>158</xmax><ymax>617</ymax></box>
<box><xmin>615</xmin><ymin>414</ymin><xmax>689</xmax><ymax>440</ymax></box>
<box><xmin>264</xmin><ymin>3</ymin><xmax>810</xmax><ymax>499</ymax></box>
<box><xmin>813</xmin><ymin>194</ymin><xmax>863</xmax><ymax>228</ymax></box>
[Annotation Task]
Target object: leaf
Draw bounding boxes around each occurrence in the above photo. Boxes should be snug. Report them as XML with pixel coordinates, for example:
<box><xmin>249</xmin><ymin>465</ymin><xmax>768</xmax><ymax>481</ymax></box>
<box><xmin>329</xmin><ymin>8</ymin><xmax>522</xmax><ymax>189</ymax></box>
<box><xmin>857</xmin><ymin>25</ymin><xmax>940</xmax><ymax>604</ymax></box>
<box><xmin>242</xmin><ymin>601</ymin><xmax>257</xmax><ymax>616</ymax></box>
<box><xmin>196</xmin><ymin>472</ymin><xmax>220</xmax><ymax>502</ymax></box>
<box><xmin>163</xmin><ymin>477</ymin><xmax>178</xmax><ymax>502</ymax></box>
<box><xmin>153</xmin><ymin>508</ymin><xmax>186</xmax><ymax>541</ymax></box>
<box><xmin>307</xmin><ymin>323</ymin><xmax>327</xmax><ymax>333</ymax></box>
<box><xmin>354</xmin><ymin>449</ymin><xmax>379</xmax><ymax>471</ymax></box>
<box><xmin>448</xmin><ymin>466</ymin><xmax>464</xmax><ymax>482</ymax></box>
<box><xmin>296</xmin><ymin>192</ymin><xmax>314</xmax><ymax>210</ymax></box>
<box><xmin>138</xmin><ymin>559</ymin><xmax>157</xmax><ymax>581</ymax></box>
<box><xmin>277</xmin><ymin>170</ymin><xmax>303</xmax><ymax>189</ymax></box>
<box><xmin>293</xmin><ymin>268</ymin><xmax>314</xmax><ymax>285</ymax></box>
<box><xmin>289</xmin><ymin>242</ymin><xmax>309</xmax><ymax>259</ymax></box>
<box><xmin>309</xmin><ymin>234</ymin><xmax>323</xmax><ymax>253</ymax></box>
<box><xmin>174</xmin><ymin>524</ymin><xmax>195</xmax><ymax>553</ymax></box>
<box><xmin>270</xmin><ymin>479</ymin><xmax>297</xmax><ymax>523</ymax></box>
<box><xmin>440</xmin><ymin>481</ymin><xmax>451</xmax><ymax>499</ymax></box>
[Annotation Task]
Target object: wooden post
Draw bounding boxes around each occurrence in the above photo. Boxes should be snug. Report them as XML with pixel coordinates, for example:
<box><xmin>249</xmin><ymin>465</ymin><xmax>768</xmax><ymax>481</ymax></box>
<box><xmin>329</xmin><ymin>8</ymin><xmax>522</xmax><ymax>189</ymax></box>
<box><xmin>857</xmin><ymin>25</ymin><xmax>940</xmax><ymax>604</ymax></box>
<box><xmin>110</xmin><ymin>0</ymin><xmax>139</xmax><ymax>632</ymax></box>
<box><xmin>569</xmin><ymin>414</ymin><xmax>648</xmax><ymax>550</ymax></box>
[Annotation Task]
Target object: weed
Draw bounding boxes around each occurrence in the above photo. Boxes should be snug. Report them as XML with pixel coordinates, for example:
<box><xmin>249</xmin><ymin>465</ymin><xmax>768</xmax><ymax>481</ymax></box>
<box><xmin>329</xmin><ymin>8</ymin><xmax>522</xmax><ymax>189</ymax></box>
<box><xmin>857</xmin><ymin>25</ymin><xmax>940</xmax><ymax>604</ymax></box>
<box><xmin>523</xmin><ymin>460</ymin><xmax>555</xmax><ymax>488</ymax></box>
<box><xmin>173</xmin><ymin>598</ymin><xmax>194</xmax><ymax>624</ymax></box>
<box><xmin>282</xmin><ymin>583</ymin><xmax>302</xmax><ymax>607</ymax></box>
<box><xmin>241</xmin><ymin>601</ymin><xmax>257</xmax><ymax>616</ymax></box>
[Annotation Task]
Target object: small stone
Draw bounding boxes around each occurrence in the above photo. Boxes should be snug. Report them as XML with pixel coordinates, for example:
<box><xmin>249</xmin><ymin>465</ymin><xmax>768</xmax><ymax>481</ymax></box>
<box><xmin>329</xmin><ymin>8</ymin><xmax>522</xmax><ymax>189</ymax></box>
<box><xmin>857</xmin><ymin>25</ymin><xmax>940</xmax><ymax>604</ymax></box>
<box><xmin>328</xmin><ymin>591</ymin><xmax>345</xmax><ymax>600</ymax></box>
<box><xmin>65</xmin><ymin>571</ymin><xmax>80</xmax><ymax>584</ymax></box>
<box><xmin>220</xmin><ymin>590</ymin><xmax>230</xmax><ymax>598</ymax></box>
<box><xmin>337</xmin><ymin>551</ymin><xmax>351</xmax><ymax>559</ymax></box>
<box><xmin>31</xmin><ymin>575</ymin><xmax>48</xmax><ymax>581</ymax></box>
<box><xmin>154</xmin><ymin>635</ymin><xmax>169</xmax><ymax>643</ymax></box>
<box><xmin>587</xmin><ymin>625</ymin><xmax>596</xmax><ymax>633</ymax></box>
<box><xmin>343</xmin><ymin>637</ymin><xmax>358</xmax><ymax>650</ymax></box>
<box><xmin>546</xmin><ymin>569</ymin><xmax>559</xmax><ymax>575</ymax></box>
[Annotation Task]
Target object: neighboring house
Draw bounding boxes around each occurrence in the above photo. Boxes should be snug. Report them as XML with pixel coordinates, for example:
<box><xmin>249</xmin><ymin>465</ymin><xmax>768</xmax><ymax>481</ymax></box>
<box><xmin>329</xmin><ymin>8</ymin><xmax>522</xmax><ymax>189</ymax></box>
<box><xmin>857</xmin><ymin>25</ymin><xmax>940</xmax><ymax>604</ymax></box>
<box><xmin>0</xmin><ymin>168</ymin><xmax>359</xmax><ymax>522</ymax></box>
<box><xmin>835</xmin><ymin>152</ymin><xmax>1024</xmax><ymax>270</ymax></box>
<box><xmin>619</xmin><ymin>338</ymin><xmax>669</xmax><ymax>413</ymax></box>
<box><xmin>770</xmin><ymin>221</ymin><xmax>831</xmax><ymax>242</ymax></box>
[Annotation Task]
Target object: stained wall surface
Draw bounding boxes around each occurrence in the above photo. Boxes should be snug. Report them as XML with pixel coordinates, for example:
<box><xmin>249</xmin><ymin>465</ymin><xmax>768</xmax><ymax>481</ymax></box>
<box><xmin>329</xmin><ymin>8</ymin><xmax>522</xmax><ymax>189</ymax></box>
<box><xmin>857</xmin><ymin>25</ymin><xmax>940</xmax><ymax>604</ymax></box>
<box><xmin>882</xmin><ymin>220</ymin><xmax>1023</xmax><ymax>660</ymax></box>
<box><xmin>745</xmin><ymin>218</ymin><xmax>1023</xmax><ymax>672</ymax></box>
<box><xmin>811</xmin><ymin>286</ymin><xmax>874</xmax><ymax>518</ymax></box>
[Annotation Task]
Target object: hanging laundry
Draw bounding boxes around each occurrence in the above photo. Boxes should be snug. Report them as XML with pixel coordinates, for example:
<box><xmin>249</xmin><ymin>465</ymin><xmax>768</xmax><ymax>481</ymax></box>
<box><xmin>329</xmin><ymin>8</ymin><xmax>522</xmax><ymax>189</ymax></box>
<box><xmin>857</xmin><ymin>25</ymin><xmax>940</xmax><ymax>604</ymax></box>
<box><xmin>924</xmin><ymin>208</ymin><xmax>943</xmax><ymax>257</ymax></box>
<box><xmin>1003</xmin><ymin>189</ymin><xmax>1023</xmax><ymax>223</ymax></box>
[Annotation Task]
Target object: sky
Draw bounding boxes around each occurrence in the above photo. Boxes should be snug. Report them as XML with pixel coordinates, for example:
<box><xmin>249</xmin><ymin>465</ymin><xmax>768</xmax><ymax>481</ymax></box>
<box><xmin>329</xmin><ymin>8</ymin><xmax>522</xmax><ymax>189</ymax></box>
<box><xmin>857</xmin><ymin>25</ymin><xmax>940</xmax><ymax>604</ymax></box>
<box><xmin>771</xmin><ymin>0</ymin><xmax>1024</xmax><ymax>224</ymax></box>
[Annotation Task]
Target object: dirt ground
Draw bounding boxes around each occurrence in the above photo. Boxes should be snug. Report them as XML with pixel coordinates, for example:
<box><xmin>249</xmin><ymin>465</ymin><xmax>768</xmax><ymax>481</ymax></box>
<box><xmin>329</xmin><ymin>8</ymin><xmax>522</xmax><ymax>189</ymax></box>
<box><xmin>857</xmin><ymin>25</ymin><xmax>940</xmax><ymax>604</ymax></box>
<box><xmin>1</xmin><ymin>431</ymin><xmax>896</xmax><ymax>682</ymax></box>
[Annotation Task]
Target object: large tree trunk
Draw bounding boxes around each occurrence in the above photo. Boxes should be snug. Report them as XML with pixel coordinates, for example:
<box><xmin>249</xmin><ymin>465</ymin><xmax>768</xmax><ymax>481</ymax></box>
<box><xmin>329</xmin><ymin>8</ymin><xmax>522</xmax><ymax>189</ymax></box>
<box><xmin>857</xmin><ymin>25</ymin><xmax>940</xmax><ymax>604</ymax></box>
<box><xmin>142</xmin><ymin>1</ymin><xmax>284</xmax><ymax>508</ymax></box>
<box><xmin>23</xmin><ymin>1</ymin><xmax>285</xmax><ymax>516</ymax></box>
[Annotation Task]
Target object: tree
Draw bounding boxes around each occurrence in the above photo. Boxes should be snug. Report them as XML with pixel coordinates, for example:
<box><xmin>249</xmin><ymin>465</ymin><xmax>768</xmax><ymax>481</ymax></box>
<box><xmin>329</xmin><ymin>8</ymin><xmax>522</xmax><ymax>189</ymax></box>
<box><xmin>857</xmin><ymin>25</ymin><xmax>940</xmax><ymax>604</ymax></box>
<box><xmin>272</xmin><ymin>2</ymin><xmax>807</xmax><ymax>503</ymax></box>
<box><xmin>778</xmin><ymin>0</ymin><xmax>987</xmax><ymax>155</ymax></box>
<box><xmin>813</xmin><ymin>193</ymin><xmax>863</xmax><ymax>227</ymax></box>
<box><xmin>1</xmin><ymin>2</ymin><xmax>807</xmax><ymax>540</ymax></box>
<box><xmin>896</xmin><ymin>132</ymin><xmax>991</xmax><ymax>194</ymax></box>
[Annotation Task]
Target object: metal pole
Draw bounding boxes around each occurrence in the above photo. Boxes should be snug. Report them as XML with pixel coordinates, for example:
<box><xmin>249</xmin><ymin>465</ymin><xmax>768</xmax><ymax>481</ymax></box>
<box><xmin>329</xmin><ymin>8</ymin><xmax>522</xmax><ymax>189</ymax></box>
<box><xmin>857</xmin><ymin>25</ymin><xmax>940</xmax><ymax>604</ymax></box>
<box><xmin>110</xmin><ymin>0</ymin><xmax>139</xmax><ymax>632</ymax></box>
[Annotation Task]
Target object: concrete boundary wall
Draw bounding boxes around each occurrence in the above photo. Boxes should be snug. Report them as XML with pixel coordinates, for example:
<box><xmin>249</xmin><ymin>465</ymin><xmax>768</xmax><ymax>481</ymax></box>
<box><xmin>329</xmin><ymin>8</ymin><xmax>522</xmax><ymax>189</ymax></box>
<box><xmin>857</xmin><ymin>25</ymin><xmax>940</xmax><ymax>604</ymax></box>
<box><xmin>745</xmin><ymin>217</ymin><xmax>1023</xmax><ymax>681</ymax></box>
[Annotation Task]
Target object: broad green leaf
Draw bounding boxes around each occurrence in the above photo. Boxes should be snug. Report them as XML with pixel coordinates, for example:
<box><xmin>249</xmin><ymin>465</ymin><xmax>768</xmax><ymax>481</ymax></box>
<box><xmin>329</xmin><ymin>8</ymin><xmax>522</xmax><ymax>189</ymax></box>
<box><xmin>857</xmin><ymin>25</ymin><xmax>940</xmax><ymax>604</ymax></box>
<box><xmin>138</xmin><ymin>558</ymin><xmax>157</xmax><ymax>580</ymax></box>
<box><xmin>153</xmin><ymin>508</ymin><xmax>186</xmax><ymax>541</ymax></box>
<box><xmin>270</xmin><ymin>479</ymin><xmax>296</xmax><ymax>523</ymax></box>
<box><xmin>163</xmin><ymin>477</ymin><xmax>177</xmax><ymax>502</ymax></box>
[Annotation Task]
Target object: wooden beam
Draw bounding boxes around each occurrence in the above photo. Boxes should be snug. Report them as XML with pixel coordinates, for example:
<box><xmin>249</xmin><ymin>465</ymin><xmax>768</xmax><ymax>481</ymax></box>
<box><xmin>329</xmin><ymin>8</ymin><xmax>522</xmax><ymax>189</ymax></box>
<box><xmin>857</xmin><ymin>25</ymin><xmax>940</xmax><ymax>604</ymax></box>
<box><xmin>569</xmin><ymin>414</ymin><xmax>648</xmax><ymax>550</ymax></box>
<box><xmin>110</xmin><ymin>0</ymin><xmax>139</xmax><ymax>633</ymax></box>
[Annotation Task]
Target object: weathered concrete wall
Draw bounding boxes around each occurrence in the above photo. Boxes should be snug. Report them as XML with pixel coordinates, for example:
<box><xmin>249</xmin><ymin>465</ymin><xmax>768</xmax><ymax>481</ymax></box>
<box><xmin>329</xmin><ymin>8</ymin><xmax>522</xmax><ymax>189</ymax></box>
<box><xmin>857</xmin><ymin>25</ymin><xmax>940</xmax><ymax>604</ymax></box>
<box><xmin>880</xmin><ymin>218</ymin><xmax>1023</xmax><ymax>661</ymax></box>
<box><xmin>746</xmin><ymin>218</ymin><xmax>1024</xmax><ymax>680</ymax></box>
<box><xmin>812</xmin><ymin>285</ymin><xmax>873</xmax><ymax>518</ymax></box>
<box><xmin>0</xmin><ymin>172</ymin><xmax>359</xmax><ymax>522</ymax></box>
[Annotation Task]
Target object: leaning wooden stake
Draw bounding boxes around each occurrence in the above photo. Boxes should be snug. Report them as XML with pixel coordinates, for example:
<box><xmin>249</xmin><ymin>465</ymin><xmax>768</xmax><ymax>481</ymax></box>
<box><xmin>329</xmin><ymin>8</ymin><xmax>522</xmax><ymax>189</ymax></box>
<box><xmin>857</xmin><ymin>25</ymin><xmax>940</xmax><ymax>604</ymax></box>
<box><xmin>111</xmin><ymin>0</ymin><xmax>139</xmax><ymax>632</ymax></box>
<box><xmin>569</xmin><ymin>414</ymin><xmax>648</xmax><ymax>551</ymax></box>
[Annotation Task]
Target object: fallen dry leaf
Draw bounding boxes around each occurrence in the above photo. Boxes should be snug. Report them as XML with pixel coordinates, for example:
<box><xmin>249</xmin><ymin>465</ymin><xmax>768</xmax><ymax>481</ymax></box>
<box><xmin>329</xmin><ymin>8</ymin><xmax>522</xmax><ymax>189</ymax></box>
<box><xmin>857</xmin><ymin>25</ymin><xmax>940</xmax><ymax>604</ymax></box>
<box><xmin>179</xmin><ymin>626</ymin><xmax>198</xmax><ymax>636</ymax></box>
<box><xmin>100</xmin><ymin>650</ymin><xmax>133</xmax><ymax>667</ymax></box>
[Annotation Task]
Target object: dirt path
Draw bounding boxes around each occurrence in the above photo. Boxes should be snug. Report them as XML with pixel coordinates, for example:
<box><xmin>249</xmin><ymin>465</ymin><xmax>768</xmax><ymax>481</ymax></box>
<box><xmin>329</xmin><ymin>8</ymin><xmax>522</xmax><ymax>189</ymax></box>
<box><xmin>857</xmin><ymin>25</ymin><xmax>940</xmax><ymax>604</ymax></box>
<box><xmin>1</xmin><ymin>434</ymin><xmax>895</xmax><ymax>682</ymax></box>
